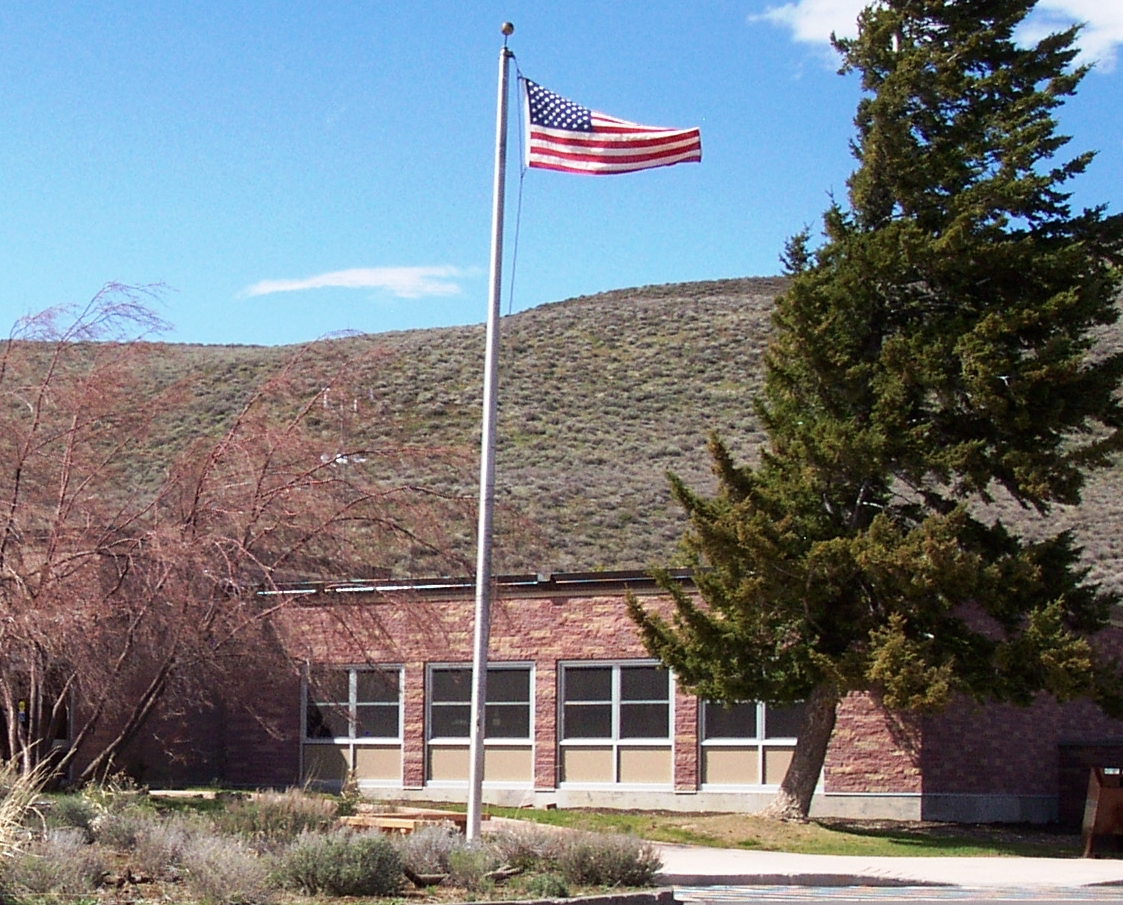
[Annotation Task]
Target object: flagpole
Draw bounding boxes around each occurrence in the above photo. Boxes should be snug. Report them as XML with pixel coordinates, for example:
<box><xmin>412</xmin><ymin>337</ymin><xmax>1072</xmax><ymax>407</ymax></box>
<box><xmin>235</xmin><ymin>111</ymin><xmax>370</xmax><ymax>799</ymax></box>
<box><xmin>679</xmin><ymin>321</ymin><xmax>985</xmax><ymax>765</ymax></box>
<box><xmin>467</xmin><ymin>22</ymin><xmax>514</xmax><ymax>842</ymax></box>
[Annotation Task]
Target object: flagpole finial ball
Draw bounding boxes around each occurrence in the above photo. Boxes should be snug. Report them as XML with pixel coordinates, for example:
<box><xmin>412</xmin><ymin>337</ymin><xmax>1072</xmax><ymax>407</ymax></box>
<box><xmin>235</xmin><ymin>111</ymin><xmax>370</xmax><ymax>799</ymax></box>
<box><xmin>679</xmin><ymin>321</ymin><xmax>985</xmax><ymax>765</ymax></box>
<box><xmin>501</xmin><ymin>22</ymin><xmax>514</xmax><ymax>36</ymax></box>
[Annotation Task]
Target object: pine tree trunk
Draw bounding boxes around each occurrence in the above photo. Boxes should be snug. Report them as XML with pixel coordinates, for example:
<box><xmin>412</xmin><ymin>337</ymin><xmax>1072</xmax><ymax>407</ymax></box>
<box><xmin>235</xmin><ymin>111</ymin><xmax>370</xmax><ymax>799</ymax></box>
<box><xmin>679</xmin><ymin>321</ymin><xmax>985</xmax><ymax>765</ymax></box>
<box><xmin>760</xmin><ymin>684</ymin><xmax>839</xmax><ymax>820</ymax></box>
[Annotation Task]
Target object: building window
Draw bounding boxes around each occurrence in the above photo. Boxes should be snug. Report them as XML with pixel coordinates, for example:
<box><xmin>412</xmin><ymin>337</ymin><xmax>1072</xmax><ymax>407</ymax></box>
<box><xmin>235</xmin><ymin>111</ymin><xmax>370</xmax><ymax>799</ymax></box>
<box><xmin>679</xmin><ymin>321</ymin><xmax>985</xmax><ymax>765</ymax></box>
<box><xmin>700</xmin><ymin>700</ymin><xmax>805</xmax><ymax>787</ymax></box>
<box><xmin>559</xmin><ymin>662</ymin><xmax>673</xmax><ymax>785</ymax></box>
<box><xmin>427</xmin><ymin>664</ymin><xmax>532</xmax><ymax>741</ymax></box>
<box><xmin>305</xmin><ymin>666</ymin><xmax>401</xmax><ymax>742</ymax></box>
<box><xmin>562</xmin><ymin>663</ymin><xmax>670</xmax><ymax>741</ymax></box>
<box><xmin>425</xmin><ymin>664</ymin><xmax>534</xmax><ymax>785</ymax></box>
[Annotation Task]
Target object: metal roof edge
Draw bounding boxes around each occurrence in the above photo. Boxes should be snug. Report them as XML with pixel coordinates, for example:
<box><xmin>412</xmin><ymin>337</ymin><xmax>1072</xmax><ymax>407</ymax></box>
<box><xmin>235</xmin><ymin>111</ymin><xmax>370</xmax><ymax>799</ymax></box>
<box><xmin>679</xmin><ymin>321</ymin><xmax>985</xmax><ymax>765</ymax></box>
<box><xmin>258</xmin><ymin>568</ymin><xmax>695</xmax><ymax>603</ymax></box>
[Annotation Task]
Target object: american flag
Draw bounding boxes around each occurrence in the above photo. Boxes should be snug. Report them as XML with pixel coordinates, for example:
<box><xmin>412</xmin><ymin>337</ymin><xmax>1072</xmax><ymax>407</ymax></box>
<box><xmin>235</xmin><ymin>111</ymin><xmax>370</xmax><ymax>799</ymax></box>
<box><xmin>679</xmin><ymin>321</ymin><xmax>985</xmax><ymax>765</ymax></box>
<box><xmin>523</xmin><ymin>79</ymin><xmax>701</xmax><ymax>176</ymax></box>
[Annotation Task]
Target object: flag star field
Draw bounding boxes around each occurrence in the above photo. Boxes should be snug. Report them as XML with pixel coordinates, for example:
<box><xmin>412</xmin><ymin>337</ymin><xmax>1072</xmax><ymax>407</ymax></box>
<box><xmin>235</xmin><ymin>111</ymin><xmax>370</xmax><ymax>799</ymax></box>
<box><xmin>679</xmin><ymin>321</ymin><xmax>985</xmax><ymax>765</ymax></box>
<box><xmin>525</xmin><ymin>82</ymin><xmax>593</xmax><ymax>132</ymax></box>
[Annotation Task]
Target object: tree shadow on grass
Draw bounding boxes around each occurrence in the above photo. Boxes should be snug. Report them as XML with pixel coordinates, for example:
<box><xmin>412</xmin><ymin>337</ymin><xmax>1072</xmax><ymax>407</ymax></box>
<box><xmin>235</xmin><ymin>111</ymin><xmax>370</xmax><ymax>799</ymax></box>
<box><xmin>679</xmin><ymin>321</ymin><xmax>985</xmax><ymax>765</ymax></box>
<box><xmin>813</xmin><ymin>818</ymin><xmax>1087</xmax><ymax>858</ymax></box>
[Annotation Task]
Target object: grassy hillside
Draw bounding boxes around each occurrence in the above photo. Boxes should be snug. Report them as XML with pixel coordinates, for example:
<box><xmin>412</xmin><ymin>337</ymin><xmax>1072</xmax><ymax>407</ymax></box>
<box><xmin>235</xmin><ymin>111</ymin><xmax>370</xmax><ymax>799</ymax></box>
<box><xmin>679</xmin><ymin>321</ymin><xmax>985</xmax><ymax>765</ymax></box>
<box><xmin>121</xmin><ymin>276</ymin><xmax>1123</xmax><ymax>592</ymax></box>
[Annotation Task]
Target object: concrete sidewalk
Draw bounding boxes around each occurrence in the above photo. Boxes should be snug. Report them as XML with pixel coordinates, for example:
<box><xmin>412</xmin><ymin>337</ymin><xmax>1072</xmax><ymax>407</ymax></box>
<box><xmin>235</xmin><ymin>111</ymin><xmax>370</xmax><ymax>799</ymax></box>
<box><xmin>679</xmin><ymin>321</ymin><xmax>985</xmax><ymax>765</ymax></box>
<box><xmin>655</xmin><ymin>843</ymin><xmax>1123</xmax><ymax>888</ymax></box>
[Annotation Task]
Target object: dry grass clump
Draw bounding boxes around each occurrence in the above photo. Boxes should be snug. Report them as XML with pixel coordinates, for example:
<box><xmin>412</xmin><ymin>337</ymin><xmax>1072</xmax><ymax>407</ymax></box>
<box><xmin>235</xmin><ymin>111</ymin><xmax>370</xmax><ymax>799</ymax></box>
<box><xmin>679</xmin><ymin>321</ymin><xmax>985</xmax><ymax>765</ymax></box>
<box><xmin>131</xmin><ymin>812</ymin><xmax>209</xmax><ymax>878</ymax></box>
<box><xmin>393</xmin><ymin>821</ymin><xmax>660</xmax><ymax>894</ymax></box>
<box><xmin>3</xmin><ymin>827</ymin><xmax>108</xmax><ymax>895</ymax></box>
<box><xmin>41</xmin><ymin>793</ymin><xmax>98</xmax><ymax>838</ymax></box>
<box><xmin>216</xmin><ymin>788</ymin><xmax>338</xmax><ymax>846</ymax></box>
<box><xmin>90</xmin><ymin>803</ymin><xmax>160</xmax><ymax>850</ymax></box>
<box><xmin>0</xmin><ymin>760</ymin><xmax>48</xmax><ymax>867</ymax></box>
<box><xmin>444</xmin><ymin>841</ymin><xmax>501</xmax><ymax>893</ymax></box>
<box><xmin>487</xmin><ymin>824</ymin><xmax>566</xmax><ymax>872</ymax></box>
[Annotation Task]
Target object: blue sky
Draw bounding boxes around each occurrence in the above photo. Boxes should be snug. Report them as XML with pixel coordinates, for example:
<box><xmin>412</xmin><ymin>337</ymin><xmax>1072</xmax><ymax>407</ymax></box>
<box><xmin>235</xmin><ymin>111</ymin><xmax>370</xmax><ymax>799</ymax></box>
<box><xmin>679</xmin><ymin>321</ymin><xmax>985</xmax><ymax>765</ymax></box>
<box><xmin>1</xmin><ymin>2</ymin><xmax>1120</xmax><ymax>347</ymax></box>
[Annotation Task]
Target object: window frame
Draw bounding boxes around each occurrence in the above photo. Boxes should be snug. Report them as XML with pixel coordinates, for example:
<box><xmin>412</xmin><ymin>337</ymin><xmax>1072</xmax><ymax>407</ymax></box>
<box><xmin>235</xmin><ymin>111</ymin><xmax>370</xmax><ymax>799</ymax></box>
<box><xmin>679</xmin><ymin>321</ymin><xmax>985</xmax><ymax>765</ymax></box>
<box><xmin>560</xmin><ymin>661</ymin><xmax>673</xmax><ymax>746</ymax></box>
<box><xmin>558</xmin><ymin>660</ymin><xmax>675</xmax><ymax>787</ymax></box>
<box><xmin>303</xmin><ymin>665</ymin><xmax>403</xmax><ymax>745</ymax></box>
<box><xmin>425</xmin><ymin>662</ymin><xmax>534</xmax><ymax>747</ymax></box>
<box><xmin>699</xmin><ymin>699</ymin><xmax>805</xmax><ymax>788</ymax></box>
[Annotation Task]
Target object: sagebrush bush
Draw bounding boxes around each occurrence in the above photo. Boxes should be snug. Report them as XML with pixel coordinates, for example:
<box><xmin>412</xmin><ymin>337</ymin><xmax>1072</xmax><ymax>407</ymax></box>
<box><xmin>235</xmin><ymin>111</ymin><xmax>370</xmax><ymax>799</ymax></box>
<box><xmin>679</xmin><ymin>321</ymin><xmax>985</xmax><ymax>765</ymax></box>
<box><xmin>393</xmin><ymin>823</ymin><xmax>462</xmax><ymax>874</ymax></box>
<box><xmin>275</xmin><ymin>830</ymin><xmax>402</xmax><ymax>897</ymax></box>
<box><xmin>520</xmin><ymin>871</ymin><xmax>571</xmax><ymax>898</ymax></box>
<box><xmin>556</xmin><ymin>832</ymin><xmax>662</xmax><ymax>887</ymax></box>
<box><xmin>488</xmin><ymin>825</ymin><xmax>565</xmax><ymax>872</ymax></box>
<box><xmin>132</xmin><ymin>812</ymin><xmax>208</xmax><ymax>878</ymax></box>
<box><xmin>446</xmin><ymin>842</ymin><xmax>500</xmax><ymax>893</ymax></box>
<box><xmin>217</xmin><ymin>789</ymin><xmax>337</xmax><ymax>845</ymax></box>
<box><xmin>90</xmin><ymin>804</ymin><xmax>160</xmax><ymax>851</ymax></box>
<box><xmin>181</xmin><ymin>833</ymin><xmax>273</xmax><ymax>905</ymax></box>
<box><xmin>42</xmin><ymin>794</ymin><xmax>98</xmax><ymax>838</ymax></box>
<box><xmin>3</xmin><ymin>828</ymin><xmax>108</xmax><ymax>894</ymax></box>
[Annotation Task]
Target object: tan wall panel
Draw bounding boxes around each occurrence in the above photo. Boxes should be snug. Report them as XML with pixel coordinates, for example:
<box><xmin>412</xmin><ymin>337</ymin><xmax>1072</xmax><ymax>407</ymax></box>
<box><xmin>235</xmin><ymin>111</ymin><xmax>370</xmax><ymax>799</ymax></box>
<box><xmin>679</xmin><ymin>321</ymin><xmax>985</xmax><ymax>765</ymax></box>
<box><xmin>764</xmin><ymin>746</ymin><xmax>795</xmax><ymax>784</ymax></box>
<box><xmin>428</xmin><ymin>745</ymin><xmax>469</xmax><ymax>782</ymax></box>
<box><xmin>484</xmin><ymin>746</ymin><xmax>532</xmax><ymax>783</ymax></box>
<box><xmin>355</xmin><ymin>745</ymin><xmax>401</xmax><ymax>781</ymax></box>
<box><xmin>702</xmin><ymin>747</ymin><xmax>760</xmax><ymax>785</ymax></box>
<box><xmin>561</xmin><ymin>747</ymin><xmax>613</xmax><ymax>783</ymax></box>
<box><xmin>619</xmin><ymin>746</ymin><xmax>672</xmax><ymax>784</ymax></box>
<box><xmin>303</xmin><ymin>745</ymin><xmax>349</xmax><ymax>783</ymax></box>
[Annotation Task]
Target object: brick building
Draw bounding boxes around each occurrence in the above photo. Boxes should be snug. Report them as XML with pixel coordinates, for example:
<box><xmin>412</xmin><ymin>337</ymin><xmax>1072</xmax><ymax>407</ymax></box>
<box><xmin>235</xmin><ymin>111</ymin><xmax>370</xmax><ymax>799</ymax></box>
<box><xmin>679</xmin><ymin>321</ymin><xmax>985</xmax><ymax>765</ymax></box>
<box><xmin>75</xmin><ymin>570</ymin><xmax>1123</xmax><ymax>825</ymax></box>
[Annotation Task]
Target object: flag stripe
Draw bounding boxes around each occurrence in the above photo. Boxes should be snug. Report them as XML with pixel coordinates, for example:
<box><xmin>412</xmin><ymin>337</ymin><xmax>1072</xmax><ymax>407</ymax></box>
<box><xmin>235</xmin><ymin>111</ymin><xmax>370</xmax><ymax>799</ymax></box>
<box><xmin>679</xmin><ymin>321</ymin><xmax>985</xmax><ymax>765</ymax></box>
<box><xmin>528</xmin><ymin>127</ymin><xmax>702</xmax><ymax>152</ymax></box>
<box><xmin>589</xmin><ymin>113</ymin><xmax>678</xmax><ymax>134</ymax></box>
<box><xmin>523</xmin><ymin>79</ymin><xmax>701</xmax><ymax>176</ymax></box>
<box><xmin>528</xmin><ymin>138</ymin><xmax>702</xmax><ymax>168</ymax></box>
<box><xmin>527</xmin><ymin>149</ymin><xmax>704</xmax><ymax>175</ymax></box>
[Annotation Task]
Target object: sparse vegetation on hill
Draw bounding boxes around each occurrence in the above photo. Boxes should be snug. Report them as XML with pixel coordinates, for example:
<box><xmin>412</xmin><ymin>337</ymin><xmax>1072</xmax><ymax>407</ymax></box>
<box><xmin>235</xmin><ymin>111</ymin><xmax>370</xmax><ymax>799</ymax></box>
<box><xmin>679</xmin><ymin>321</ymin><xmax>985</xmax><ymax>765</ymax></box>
<box><xmin>122</xmin><ymin>277</ymin><xmax>787</xmax><ymax>577</ymax></box>
<box><xmin>8</xmin><ymin>275</ymin><xmax>1123</xmax><ymax>589</ymax></box>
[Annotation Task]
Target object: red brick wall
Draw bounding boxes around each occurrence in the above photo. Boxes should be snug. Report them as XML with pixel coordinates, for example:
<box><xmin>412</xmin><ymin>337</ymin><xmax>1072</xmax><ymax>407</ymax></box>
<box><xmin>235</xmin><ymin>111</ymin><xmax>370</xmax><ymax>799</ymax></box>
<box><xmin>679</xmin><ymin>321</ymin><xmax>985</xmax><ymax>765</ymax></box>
<box><xmin>674</xmin><ymin>693</ymin><xmax>699</xmax><ymax>791</ymax></box>
<box><xmin>824</xmin><ymin>692</ymin><xmax>922</xmax><ymax>793</ymax></box>
<box><xmin>274</xmin><ymin>591</ymin><xmax>918</xmax><ymax>796</ymax></box>
<box><xmin>273</xmin><ymin>592</ymin><xmax>675</xmax><ymax>789</ymax></box>
<box><xmin>73</xmin><ymin>585</ymin><xmax>1123</xmax><ymax>803</ymax></box>
<box><xmin>920</xmin><ymin>625</ymin><xmax>1123</xmax><ymax>799</ymax></box>
<box><xmin>222</xmin><ymin>669</ymin><xmax>302</xmax><ymax>788</ymax></box>
<box><xmin>921</xmin><ymin>695</ymin><xmax>1123</xmax><ymax>796</ymax></box>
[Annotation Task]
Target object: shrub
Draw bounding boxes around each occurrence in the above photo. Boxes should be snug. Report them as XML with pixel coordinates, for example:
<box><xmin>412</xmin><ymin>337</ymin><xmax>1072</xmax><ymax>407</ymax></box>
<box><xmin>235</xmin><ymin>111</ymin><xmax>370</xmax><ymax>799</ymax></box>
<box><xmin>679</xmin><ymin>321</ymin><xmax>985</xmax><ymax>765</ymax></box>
<box><xmin>42</xmin><ymin>794</ymin><xmax>99</xmax><ymax>838</ymax></box>
<box><xmin>489</xmin><ymin>825</ymin><xmax>564</xmax><ymax>873</ymax></box>
<box><xmin>132</xmin><ymin>812</ymin><xmax>207</xmax><ymax>878</ymax></box>
<box><xmin>181</xmin><ymin>833</ymin><xmax>273</xmax><ymax>905</ymax></box>
<box><xmin>275</xmin><ymin>830</ymin><xmax>403</xmax><ymax>897</ymax></box>
<box><xmin>217</xmin><ymin>789</ymin><xmax>337</xmax><ymax>845</ymax></box>
<box><xmin>81</xmin><ymin>772</ymin><xmax>149</xmax><ymax>816</ymax></box>
<box><xmin>393</xmin><ymin>823</ymin><xmax>462</xmax><ymax>875</ymax></box>
<box><xmin>556</xmin><ymin>832</ymin><xmax>662</xmax><ymax>887</ymax></box>
<box><xmin>3</xmin><ymin>828</ymin><xmax>108</xmax><ymax>894</ymax></box>
<box><xmin>446</xmin><ymin>842</ymin><xmax>500</xmax><ymax>893</ymax></box>
<box><xmin>90</xmin><ymin>804</ymin><xmax>160</xmax><ymax>851</ymax></box>
<box><xmin>521</xmin><ymin>871</ymin><xmax>571</xmax><ymax>899</ymax></box>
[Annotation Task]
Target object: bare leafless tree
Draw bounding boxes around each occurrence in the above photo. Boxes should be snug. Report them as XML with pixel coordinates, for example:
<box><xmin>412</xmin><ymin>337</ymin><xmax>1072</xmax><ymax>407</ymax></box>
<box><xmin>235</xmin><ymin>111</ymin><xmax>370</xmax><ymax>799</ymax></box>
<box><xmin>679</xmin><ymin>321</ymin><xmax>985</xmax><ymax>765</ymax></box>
<box><xmin>0</xmin><ymin>285</ymin><xmax>474</xmax><ymax>778</ymax></box>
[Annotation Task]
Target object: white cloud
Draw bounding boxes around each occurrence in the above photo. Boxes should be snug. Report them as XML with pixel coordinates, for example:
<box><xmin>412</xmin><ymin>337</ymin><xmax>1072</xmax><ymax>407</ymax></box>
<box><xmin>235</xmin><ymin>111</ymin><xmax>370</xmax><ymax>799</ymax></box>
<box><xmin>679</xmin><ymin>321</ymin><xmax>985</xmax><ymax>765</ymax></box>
<box><xmin>1022</xmin><ymin>1</ymin><xmax>1123</xmax><ymax>70</ymax></box>
<box><xmin>241</xmin><ymin>266</ymin><xmax>466</xmax><ymax>299</ymax></box>
<box><xmin>753</xmin><ymin>0</ymin><xmax>864</xmax><ymax>44</ymax></box>
<box><xmin>754</xmin><ymin>0</ymin><xmax>1123</xmax><ymax>68</ymax></box>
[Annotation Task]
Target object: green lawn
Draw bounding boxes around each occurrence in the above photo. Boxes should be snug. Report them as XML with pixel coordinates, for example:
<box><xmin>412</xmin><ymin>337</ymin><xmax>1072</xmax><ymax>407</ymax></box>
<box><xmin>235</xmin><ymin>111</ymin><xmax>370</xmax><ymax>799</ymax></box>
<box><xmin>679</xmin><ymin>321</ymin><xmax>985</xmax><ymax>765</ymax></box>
<box><xmin>479</xmin><ymin>806</ymin><xmax>1086</xmax><ymax>858</ymax></box>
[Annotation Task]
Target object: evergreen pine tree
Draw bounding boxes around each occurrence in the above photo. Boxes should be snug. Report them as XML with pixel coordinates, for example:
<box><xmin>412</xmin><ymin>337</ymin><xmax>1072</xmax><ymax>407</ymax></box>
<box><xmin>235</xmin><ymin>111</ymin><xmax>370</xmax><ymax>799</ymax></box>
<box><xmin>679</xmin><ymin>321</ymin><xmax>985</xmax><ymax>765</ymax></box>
<box><xmin>630</xmin><ymin>0</ymin><xmax>1123</xmax><ymax>819</ymax></box>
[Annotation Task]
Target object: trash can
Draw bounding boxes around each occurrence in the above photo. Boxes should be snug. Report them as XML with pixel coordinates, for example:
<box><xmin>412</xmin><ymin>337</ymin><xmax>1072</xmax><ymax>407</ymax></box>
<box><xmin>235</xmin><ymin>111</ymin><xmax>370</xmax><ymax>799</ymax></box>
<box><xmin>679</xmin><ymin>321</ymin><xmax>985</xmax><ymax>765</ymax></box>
<box><xmin>1082</xmin><ymin>766</ymin><xmax>1123</xmax><ymax>856</ymax></box>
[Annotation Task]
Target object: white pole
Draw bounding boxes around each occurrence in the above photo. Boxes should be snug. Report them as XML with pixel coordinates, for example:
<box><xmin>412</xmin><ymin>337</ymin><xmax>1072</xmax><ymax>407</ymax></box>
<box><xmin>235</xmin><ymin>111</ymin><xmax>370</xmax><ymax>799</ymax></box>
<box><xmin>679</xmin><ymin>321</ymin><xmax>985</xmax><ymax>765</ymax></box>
<box><xmin>467</xmin><ymin>22</ymin><xmax>513</xmax><ymax>842</ymax></box>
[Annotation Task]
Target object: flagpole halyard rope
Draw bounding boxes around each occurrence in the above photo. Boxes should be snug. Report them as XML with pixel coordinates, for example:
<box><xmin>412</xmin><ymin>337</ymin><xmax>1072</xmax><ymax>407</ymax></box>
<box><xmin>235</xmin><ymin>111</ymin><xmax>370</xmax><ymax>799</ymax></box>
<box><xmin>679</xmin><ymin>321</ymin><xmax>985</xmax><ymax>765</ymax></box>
<box><xmin>506</xmin><ymin>69</ymin><xmax>528</xmax><ymax>316</ymax></box>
